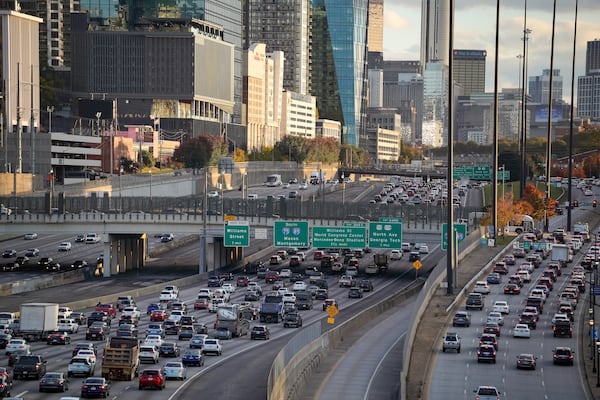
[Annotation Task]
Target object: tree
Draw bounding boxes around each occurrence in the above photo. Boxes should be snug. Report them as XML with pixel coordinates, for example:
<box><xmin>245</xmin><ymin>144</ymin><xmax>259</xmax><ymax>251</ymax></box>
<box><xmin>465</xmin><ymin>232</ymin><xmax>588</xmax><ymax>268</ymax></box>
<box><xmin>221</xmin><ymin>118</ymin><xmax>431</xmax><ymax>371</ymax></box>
<box><xmin>141</xmin><ymin>150</ymin><xmax>154</xmax><ymax>168</ymax></box>
<box><xmin>172</xmin><ymin>135</ymin><xmax>225</xmax><ymax>168</ymax></box>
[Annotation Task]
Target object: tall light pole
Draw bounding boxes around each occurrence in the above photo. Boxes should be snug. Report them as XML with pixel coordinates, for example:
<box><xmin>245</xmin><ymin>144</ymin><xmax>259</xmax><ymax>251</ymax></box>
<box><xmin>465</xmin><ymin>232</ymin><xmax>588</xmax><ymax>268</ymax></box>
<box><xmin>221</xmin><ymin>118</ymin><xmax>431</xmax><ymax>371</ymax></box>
<box><xmin>47</xmin><ymin>106</ymin><xmax>54</xmax><ymax>133</ymax></box>
<box><xmin>544</xmin><ymin>0</ymin><xmax>557</xmax><ymax>233</ymax></box>
<box><xmin>48</xmin><ymin>168</ymin><xmax>54</xmax><ymax>214</ymax></box>
<box><xmin>119</xmin><ymin>166</ymin><xmax>123</xmax><ymax>213</ymax></box>
<box><xmin>499</xmin><ymin>165</ymin><xmax>505</xmax><ymax>199</ymax></box>
<box><xmin>520</xmin><ymin>0</ymin><xmax>531</xmax><ymax>197</ymax></box>
<box><xmin>566</xmin><ymin>0</ymin><xmax>579</xmax><ymax>232</ymax></box>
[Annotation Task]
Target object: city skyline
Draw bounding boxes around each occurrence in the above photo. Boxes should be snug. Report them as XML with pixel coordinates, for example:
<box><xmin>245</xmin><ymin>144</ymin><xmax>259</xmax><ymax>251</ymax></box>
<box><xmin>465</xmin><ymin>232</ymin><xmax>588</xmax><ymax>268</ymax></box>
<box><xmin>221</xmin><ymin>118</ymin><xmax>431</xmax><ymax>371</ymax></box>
<box><xmin>383</xmin><ymin>0</ymin><xmax>598</xmax><ymax>104</ymax></box>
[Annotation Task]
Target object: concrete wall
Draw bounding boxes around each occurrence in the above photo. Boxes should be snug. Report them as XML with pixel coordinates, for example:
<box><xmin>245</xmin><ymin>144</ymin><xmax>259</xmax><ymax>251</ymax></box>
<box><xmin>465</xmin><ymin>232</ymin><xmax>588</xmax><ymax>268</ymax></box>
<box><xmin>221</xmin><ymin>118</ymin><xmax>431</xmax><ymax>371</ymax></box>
<box><xmin>0</xmin><ymin>173</ymin><xmax>33</xmax><ymax>195</ymax></box>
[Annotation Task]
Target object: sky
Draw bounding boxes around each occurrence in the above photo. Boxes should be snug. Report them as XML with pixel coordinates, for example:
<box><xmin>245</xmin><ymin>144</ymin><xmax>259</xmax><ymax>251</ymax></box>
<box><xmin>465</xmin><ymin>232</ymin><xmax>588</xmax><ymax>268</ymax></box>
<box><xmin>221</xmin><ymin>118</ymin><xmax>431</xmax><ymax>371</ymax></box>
<box><xmin>382</xmin><ymin>0</ymin><xmax>599</xmax><ymax>104</ymax></box>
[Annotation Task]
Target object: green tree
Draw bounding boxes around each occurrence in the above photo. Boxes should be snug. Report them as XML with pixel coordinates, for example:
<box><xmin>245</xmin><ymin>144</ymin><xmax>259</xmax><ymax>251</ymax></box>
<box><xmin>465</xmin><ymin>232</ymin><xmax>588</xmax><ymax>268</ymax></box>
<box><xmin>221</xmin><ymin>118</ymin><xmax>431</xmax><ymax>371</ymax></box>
<box><xmin>141</xmin><ymin>150</ymin><xmax>154</xmax><ymax>168</ymax></box>
<box><xmin>172</xmin><ymin>135</ymin><xmax>225</xmax><ymax>168</ymax></box>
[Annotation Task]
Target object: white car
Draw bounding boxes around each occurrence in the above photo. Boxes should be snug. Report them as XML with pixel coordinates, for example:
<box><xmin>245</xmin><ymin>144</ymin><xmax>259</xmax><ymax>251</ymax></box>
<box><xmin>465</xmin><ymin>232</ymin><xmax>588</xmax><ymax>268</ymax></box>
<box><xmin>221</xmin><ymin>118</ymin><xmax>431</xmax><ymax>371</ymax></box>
<box><xmin>24</xmin><ymin>233</ymin><xmax>38</xmax><ymax>240</ymax></box>
<box><xmin>473</xmin><ymin>281</ymin><xmax>490</xmax><ymax>295</ymax></box>
<box><xmin>519</xmin><ymin>262</ymin><xmax>534</xmax><ymax>273</ymax></box>
<box><xmin>139</xmin><ymin>346</ymin><xmax>160</xmax><ymax>364</ymax></box>
<box><xmin>279</xmin><ymin>269</ymin><xmax>292</xmax><ymax>279</ymax></box>
<box><xmin>486</xmin><ymin>311</ymin><xmax>504</xmax><ymax>326</ymax></box>
<box><xmin>516</xmin><ymin>270</ymin><xmax>531</xmax><ymax>283</ymax></box>
<box><xmin>159</xmin><ymin>290</ymin><xmax>177</xmax><ymax>301</ymax></box>
<box><xmin>143</xmin><ymin>335</ymin><xmax>164</xmax><ymax>348</ymax></box>
<box><xmin>401</xmin><ymin>243</ymin><xmax>412</xmax><ymax>252</ymax></box>
<box><xmin>5</xmin><ymin>338</ymin><xmax>29</xmax><ymax>354</ymax></box>
<box><xmin>292</xmin><ymin>281</ymin><xmax>307</xmax><ymax>291</ymax></box>
<box><xmin>390</xmin><ymin>250</ymin><xmax>403</xmax><ymax>260</ymax></box>
<box><xmin>207</xmin><ymin>191</ymin><xmax>220</xmax><ymax>198</ymax></box>
<box><xmin>208</xmin><ymin>298</ymin><xmax>225</xmax><ymax>313</ymax></box>
<box><xmin>493</xmin><ymin>301</ymin><xmax>510</xmax><ymax>315</ymax></box>
<box><xmin>168</xmin><ymin>310</ymin><xmax>185</xmax><ymax>322</ymax></box>
<box><xmin>202</xmin><ymin>338</ymin><xmax>222</xmax><ymax>355</ymax></box>
<box><xmin>221</xmin><ymin>283</ymin><xmax>235</xmax><ymax>293</ymax></box>
<box><xmin>164</xmin><ymin>285</ymin><xmax>179</xmax><ymax>296</ymax></box>
<box><xmin>58</xmin><ymin>319</ymin><xmax>79</xmax><ymax>333</ymax></box>
<box><xmin>513</xmin><ymin>323</ymin><xmax>531</xmax><ymax>338</ymax></box>
<box><xmin>296</xmin><ymin>252</ymin><xmax>306</xmax><ymax>261</ymax></box>
<box><xmin>346</xmin><ymin>266</ymin><xmax>358</xmax><ymax>277</ymax></box>
<box><xmin>418</xmin><ymin>245</ymin><xmax>429</xmax><ymax>254</ymax></box>
<box><xmin>299</xmin><ymin>182</ymin><xmax>308</xmax><ymax>190</ymax></box>
<box><xmin>282</xmin><ymin>292</ymin><xmax>297</xmax><ymax>304</ymax></box>
<box><xmin>76</xmin><ymin>349</ymin><xmax>97</xmax><ymax>365</ymax></box>
<box><xmin>162</xmin><ymin>361</ymin><xmax>187</xmax><ymax>380</ymax></box>
<box><xmin>58</xmin><ymin>307</ymin><xmax>73</xmax><ymax>319</ymax></box>
<box><xmin>58</xmin><ymin>242</ymin><xmax>72</xmax><ymax>251</ymax></box>
<box><xmin>552</xmin><ymin>313</ymin><xmax>570</xmax><ymax>324</ymax></box>
<box><xmin>122</xmin><ymin>307</ymin><xmax>141</xmax><ymax>319</ymax></box>
<box><xmin>584</xmin><ymin>189</ymin><xmax>593</xmax><ymax>196</ymax></box>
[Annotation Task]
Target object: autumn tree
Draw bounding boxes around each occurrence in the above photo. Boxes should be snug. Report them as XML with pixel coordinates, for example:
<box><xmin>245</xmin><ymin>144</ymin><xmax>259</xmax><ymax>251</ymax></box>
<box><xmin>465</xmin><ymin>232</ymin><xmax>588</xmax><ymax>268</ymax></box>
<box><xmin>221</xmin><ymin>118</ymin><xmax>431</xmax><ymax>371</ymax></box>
<box><xmin>172</xmin><ymin>135</ymin><xmax>226</xmax><ymax>168</ymax></box>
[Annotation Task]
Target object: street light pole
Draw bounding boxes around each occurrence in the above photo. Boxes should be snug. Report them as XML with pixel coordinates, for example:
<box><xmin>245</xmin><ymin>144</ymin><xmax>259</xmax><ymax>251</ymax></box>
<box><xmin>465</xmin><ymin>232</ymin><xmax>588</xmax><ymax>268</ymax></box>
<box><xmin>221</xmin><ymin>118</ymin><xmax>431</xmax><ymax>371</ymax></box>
<box><xmin>47</xmin><ymin>106</ymin><xmax>54</xmax><ymax>133</ymax></box>
<box><xmin>48</xmin><ymin>169</ymin><xmax>54</xmax><ymax>214</ymax></box>
<box><xmin>119</xmin><ymin>166</ymin><xmax>123</xmax><ymax>213</ymax></box>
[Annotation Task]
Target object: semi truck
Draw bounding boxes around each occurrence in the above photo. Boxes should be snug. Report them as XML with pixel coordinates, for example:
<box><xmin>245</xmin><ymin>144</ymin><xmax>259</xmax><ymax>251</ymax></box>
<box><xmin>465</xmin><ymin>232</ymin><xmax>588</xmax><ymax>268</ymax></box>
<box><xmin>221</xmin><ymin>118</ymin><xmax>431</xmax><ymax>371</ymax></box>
<box><xmin>101</xmin><ymin>337</ymin><xmax>140</xmax><ymax>381</ymax></box>
<box><xmin>19</xmin><ymin>303</ymin><xmax>59</xmax><ymax>341</ymax></box>
<box><xmin>259</xmin><ymin>293</ymin><xmax>284</xmax><ymax>323</ymax></box>
<box><xmin>373</xmin><ymin>254</ymin><xmax>389</xmax><ymax>273</ymax></box>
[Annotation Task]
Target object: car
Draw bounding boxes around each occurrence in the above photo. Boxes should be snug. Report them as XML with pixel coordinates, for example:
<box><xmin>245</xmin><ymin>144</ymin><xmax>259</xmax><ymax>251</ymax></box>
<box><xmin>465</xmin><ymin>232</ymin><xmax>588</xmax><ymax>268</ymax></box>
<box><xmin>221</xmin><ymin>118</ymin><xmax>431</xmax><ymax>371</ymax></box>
<box><xmin>477</xmin><ymin>344</ymin><xmax>497</xmax><ymax>363</ymax></box>
<box><xmin>442</xmin><ymin>332</ymin><xmax>461</xmax><ymax>353</ymax></box>
<box><xmin>452</xmin><ymin>311</ymin><xmax>471</xmax><ymax>327</ymax></box>
<box><xmin>283</xmin><ymin>312</ymin><xmax>303</xmax><ymax>328</ymax></box>
<box><xmin>69</xmin><ymin>260</ymin><xmax>88</xmax><ymax>269</ymax></box>
<box><xmin>250</xmin><ymin>325</ymin><xmax>270</xmax><ymax>340</ymax></box>
<box><xmin>519</xmin><ymin>312</ymin><xmax>538</xmax><ymax>329</ymax></box>
<box><xmin>68</xmin><ymin>357</ymin><xmax>95</xmax><ymax>377</ymax></box>
<box><xmin>553</xmin><ymin>346</ymin><xmax>575</xmax><ymax>365</ymax></box>
<box><xmin>348</xmin><ymin>287</ymin><xmax>363</xmax><ymax>298</ymax></box>
<box><xmin>159</xmin><ymin>342</ymin><xmax>181</xmax><ymax>358</ymax></box>
<box><xmin>143</xmin><ymin>335</ymin><xmax>164</xmax><ymax>348</ymax></box>
<box><xmin>2</xmin><ymin>249</ymin><xmax>16</xmax><ymax>258</ymax></box>
<box><xmin>39</xmin><ymin>372</ymin><xmax>69</xmax><ymax>392</ymax></box>
<box><xmin>207</xmin><ymin>276</ymin><xmax>223</xmax><ymax>287</ymax></box>
<box><xmin>552</xmin><ymin>313</ymin><xmax>570</xmax><ymax>325</ymax></box>
<box><xmin>181</xmin><ymin>349</ymin><xmax>204</xmax><ymax>367</ymax></box>
<box><xmin>85</xmin><ymin>323</ymin><xmax>109</xmax><ymax>341</ymax></box>
<box><xmin>322</xmin><ymin>298</ymin><xmax>338</xmax><ymax>311</ymax></box>
<box><xmin>513</xmin><ymin>323</ymin><xmax>531</xmax><ymax>338</ymax></box>
<box><xmin>408</xmin><ymin>251</ymin><xmax>420</xmax><ymax>262</ymax></box>
<box><xmin>486</xmin><ymin>273</ymin><xmax>501</xmax><ymax>284</ymax></box>
<box><xmin>25</xmin><ymin>248</ymin><xmax>39</xmax><ymax>257</ymax></box>
<box><xmin>24</xmin><ymin>233</ymin><xmax>38</xmax><ymax>240</ymax></box>
<box><xmin>5</xmin><ymin>339</ymin><xmax>29</xmax><ymax>355</ymax></box>
<box><xmin>162</xmin><ymin>361</ymin><xmax>187</xmax><ymax>380</ymax></box>
<box><xmin>150</xmin><ymin>310</ymin><xmax>169</xmax><ymax>322</ymax></box>
<box><xmin>502</xmin><ymin>254</ymin><xmax>515</xmax><ymax>265</ymax></box>
<box><xmin>160</xmin><ymin>233</ymin><xmax>174</xmax><ymax>242</ymax></box>
<box><xmin>493</xmin><ymin>300</ymin><xmax>509</xmax><ymax>315</ymax></box>
<box><xmin>483</xmin><ymin>322</ymin><xmax>501</xmax><ymax>337</ymax></box>
<box><xmin>473</xmin><ymin>386</ymin><xmax>501</xmax><ymax>399</ymax></box>
<box><xmin>503</xmin><ymin>283</ymin><xmax>520</xmax><ymax>295</ymax></box>
<box><xmin>72</xmin><ymin>343</ymin><xmax>98</xmax><ymax>358</ymax></box>
<box><xmin>47</xmin><ymin>332</ymin><xmax>71</xmax><ymax>345</ymax></box>
<box><xmin>236</xmin><ymin>276</ymin><xmax>249</xmax><ymax>287</ymax></box>
<box><xmin>553</xmin><ymin>320</ymin><xmax>573</xmax><ymax>337</ymax></box>
<box><xmin>81</xmin><ymin>376</ymin><xmax>110</xmax><ymax>398</ymax></box>
<box><xmin>58</xmin><ymin>242</ymin><xmax>72</xmax><ymax>251</ymax></box>
<box><xmin>466</xmin><ymin>293</ymin><xmax>484</xmax><ymax>311</ymax></box>
<box><xmin>486</xmin><ymin>311</ymin><xmax>504</xmax><ymax>326</ymax></box>
<box><xmin>513</xmin><ymin>248</ymin><xmax>526</xmax><ymax>258</ymax></box>
<box><xmin>474</xmin><ymin>281</ymin><xmax>490</xmax><ymax>294</ymax></box>
<box><xmin>0</xmin><ymin>374</ymin><xmax>11</xmax><ymax>397</ymax></box>
<box><xmin>292</xmin><ymin>281</ymin><xmax>307</xmax><ymax>291</ymax></box>
<box><xmin>339</xmin><ymin>275</ymin><xmax>355</xmax><ymax>288</ymax></box>
<box><xmin>418</xmin><ymin>245</ymin><xmax>429</xmax><ymax>254</ymax></box>
<box><xmin>139</xmin><ymin>345</ymin><xmax>160</xmax><ymax>364</ymax></box>
<box><xmin>159</xmin><ymin>290</ymin><xmax>177</xmax><ymax>301</ymax></box>
<box><xmin>202</xmin><ymin>338</ymin><xmax>222</xmax><ymax>356</ymax></box>
<box><xmin>213</xmin><ymin>327</ymin><xmax>232</xmax><ymax>340</ymax></box>
<box><xmin>515</xmin><ymin>353</ymin><xmax>537</xmax><ymax>370</ymax></box>
<box><xmin>138</xmin><ymin>369</ymin><xmax>166</xmax><ymax>390</ymax></box>
<box><xmin>358</xmin><ymin>279</ymin><xmax>374</xmax><ymax>292</ymax></box>
<box><xmin>390</xmin><ymin>250</ymin><xmax>403</xmax><ymax>260</ymax></box>
<box><xmin>0</xmin><ymin>333</ymin><xmax>13</xmax><ymax>349</ymax></box>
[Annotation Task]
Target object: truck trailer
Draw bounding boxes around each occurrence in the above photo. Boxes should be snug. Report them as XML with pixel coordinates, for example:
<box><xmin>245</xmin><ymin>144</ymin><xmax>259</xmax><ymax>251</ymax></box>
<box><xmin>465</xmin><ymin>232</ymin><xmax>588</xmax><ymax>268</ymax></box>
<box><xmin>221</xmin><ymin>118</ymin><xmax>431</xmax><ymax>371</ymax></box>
<box><xmin>101</xmin><ymin>337</ymin><xmax>140</xmax><ymax>380</ymax></box>
<box><xmin>19</xmin><ymin>303</ymin><xmax>59</xmax><ymax>341</ymax></box>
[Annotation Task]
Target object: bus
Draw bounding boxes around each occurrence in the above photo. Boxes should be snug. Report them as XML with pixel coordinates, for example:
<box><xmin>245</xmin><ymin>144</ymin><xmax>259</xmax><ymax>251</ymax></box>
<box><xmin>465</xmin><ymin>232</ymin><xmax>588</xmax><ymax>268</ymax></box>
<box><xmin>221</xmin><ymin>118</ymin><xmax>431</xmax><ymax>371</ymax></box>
<box><xmin>505</xmin><ymin>215</ymin><xmax>534</xmax><ymax>235</ymax></box>
<box><xmin>214</xmin><ymin>304</ymin><xmax>250</xmax><ymax>337</ymax></box>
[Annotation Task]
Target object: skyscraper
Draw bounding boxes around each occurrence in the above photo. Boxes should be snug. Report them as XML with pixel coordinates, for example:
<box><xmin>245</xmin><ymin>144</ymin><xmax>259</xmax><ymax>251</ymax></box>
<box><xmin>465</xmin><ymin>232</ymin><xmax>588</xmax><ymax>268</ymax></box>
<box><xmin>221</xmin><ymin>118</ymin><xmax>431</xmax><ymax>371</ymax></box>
<box><xmin>578</xmin><ymin>39</ymin><xmax>600</xmax><ymax>120</ymax></box>
<box><xmin>244</xmin><ymin>0</ymin><xmax>311</xmax><ymax>95</ymax></box>
<box><xmin>311</xmin><ymin>0</ymin><xmax>369</xmax><ymax>146</ymax></box>
<box><xmin>528</xmin><ymin>69</ymin><xmax>563</xmax><ymax>104</ymax></box>
<box><xmin>453</xmin><ymin>50</ymin><xmax>486</xmax><ymax>96</ymax></box>
<box><xmin>420</xmin><ymin>0</ymin><xmax>449</xmax><ymax>69</ymax></box>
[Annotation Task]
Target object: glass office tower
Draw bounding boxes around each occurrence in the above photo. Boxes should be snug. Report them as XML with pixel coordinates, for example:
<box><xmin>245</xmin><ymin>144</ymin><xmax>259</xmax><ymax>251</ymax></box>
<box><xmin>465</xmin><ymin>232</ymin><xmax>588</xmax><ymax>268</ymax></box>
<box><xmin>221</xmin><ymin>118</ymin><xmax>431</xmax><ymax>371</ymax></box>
<box><xmin>311</xmin><ymin>0</ymin><xmax>368</xmax><ymax>146</ymax></box>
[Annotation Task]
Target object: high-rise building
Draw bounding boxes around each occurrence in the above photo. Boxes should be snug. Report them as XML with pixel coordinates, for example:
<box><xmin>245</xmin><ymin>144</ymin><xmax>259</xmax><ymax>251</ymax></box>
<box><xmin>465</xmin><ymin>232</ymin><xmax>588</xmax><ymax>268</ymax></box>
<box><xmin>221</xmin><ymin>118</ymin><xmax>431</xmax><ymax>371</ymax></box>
<box><xmin>311</xmin><ymin>0</ymin><xmax>369</xmax><ymax>146</ymax></box>
<box><xmin>367</xmin><ymin>0</ymin><xmax>383</xmax><ymax>54</ymax></box>
<box><xmin>578</xmin><ymin>40</ymin><xmax>600</xmax><ymax>120</ymax></box>
<box><xmin>529</xmin><ymin>69</ymin><xmax>563</xmax><ymax>104</ymax></box>
<box><xmin>422</xmin><ymin>61</ymin><xmax>448</xmax><ymax>145</ymax></box>
<box><xmin>366</xmin><ymin>0</ymin><xmax>383</xmax><ymax>108</ymax></box>
<box><xmin>453</xmin><ymin>50</ymin><xmax>486</xmax><ymax>96</ymax></box>
<box><xmin>244</xmin><ymin>0</ymin><xmax>311</xmax><ymax>95</ymax></box>
<box><xmin>420</xmin><ymin>0</ymin><xmax>449</xmax><ymax>69</ymax></box>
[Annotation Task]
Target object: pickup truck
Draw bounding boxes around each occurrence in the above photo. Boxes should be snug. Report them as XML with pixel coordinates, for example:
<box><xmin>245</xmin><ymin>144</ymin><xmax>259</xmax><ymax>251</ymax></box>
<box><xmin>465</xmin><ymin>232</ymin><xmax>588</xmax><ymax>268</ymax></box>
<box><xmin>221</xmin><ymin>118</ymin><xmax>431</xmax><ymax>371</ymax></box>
<box><xmin>13</xmin><ymin>355</ymin><xmax>47</xmax><ymax>379</ymax></box>
<box><xmin>442</xmin><ymin>332</ymin><xmax>461</xmax><ymax>353</ymax></box>
<box><xmin>68</xmin><ymin>356</ymin><xmax>95</xmax><ymax>377</ymax></box>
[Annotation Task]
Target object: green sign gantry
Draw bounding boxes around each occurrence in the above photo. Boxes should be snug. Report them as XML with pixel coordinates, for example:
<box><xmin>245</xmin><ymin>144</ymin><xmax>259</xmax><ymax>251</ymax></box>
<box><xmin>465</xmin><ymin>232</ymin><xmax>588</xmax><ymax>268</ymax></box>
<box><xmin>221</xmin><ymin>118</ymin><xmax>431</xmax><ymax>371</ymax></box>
<box><xmin>441</xmin><ymin>223</ymin><xmax>467</xmax><ymax>251</ymax></box>
<box><xmin>312</xmin><ymin>226</ymin><xmax>366</xmax><ymax>249</ymax></box>
<box><xmin>273</xmin><ymin>221</ymin><xmax>310</xmax><ymax>248</ymax></box>
<box><xmin>224</xmin><ymin>221</ymin><xmax>250</xmax><ymax>247</ymax></box>
<box><xmin>369</xmin><ymin>221</ymin><xmax>403</xmax><ymax>249</ymax></box>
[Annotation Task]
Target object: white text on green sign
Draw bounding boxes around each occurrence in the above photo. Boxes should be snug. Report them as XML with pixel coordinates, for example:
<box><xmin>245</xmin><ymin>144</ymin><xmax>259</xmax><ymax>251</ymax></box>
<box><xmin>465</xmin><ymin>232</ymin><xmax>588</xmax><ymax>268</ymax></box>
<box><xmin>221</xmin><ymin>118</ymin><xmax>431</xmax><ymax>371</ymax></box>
<box><xmin>224</xmin><ymin>221</ymin><xmax>250</xmax><ymax>247</ymax></box>
<box><xmin>312</xmin><ymin>227</ymin><xmax>366</xmax><ymax>248</ymax></box>
<box><xmin>273</xmin><ymin>221</ymin><xmax>309</xmax><ymax>248</ymax></box>
<box><xmin>368</xmin><ymin>222</ymin><xmax>403</xmax><ymax>249</ymax></box>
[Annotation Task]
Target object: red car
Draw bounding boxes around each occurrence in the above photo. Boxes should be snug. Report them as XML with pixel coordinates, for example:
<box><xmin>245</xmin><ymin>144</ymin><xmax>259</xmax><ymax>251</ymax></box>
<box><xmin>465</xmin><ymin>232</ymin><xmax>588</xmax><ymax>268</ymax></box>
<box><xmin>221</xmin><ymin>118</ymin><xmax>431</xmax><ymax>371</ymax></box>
<box><xmin>236</xmin><ymin>276</ymin><xmax>249</xmax><ymax>287</ymax></box>
<box><xmin>150</xmin><ymin>310</ymin><xmax>169</xmax><ymax>322</ymax></box>
<box><xmin>493</xmin><ymin>262</ymin><xmax>508</xmax><ymax>275</ymax></box>
<box><xmin>193</xmin><ymin>298</ymin><xmax>210</xmax><ymax>310</ymax></box>
<box><xmin>94</xmin><ymin>304</ymin><xmax>116</xmax><ymax>319</ymax></box>
<box><xmin>138</xmin><ymin>369</ymin><xmax>166</xmax><ymax>390</ymax></box>
<box><xmin>503</xmin><ymin>284</ymin><xmax>520</xmax><ymax>295</ymax></box>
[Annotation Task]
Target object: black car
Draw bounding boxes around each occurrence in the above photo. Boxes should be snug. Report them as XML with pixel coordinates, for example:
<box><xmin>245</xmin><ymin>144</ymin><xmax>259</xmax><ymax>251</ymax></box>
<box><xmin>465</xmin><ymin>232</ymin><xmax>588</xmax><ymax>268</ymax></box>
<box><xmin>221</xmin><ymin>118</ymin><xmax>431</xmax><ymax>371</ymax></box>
<box><xmin>39</xmin><ymin>371</ymin><xmax>68</xmax><ymax>392</ymax></box>
<box><xmin>115</xmin><ymin>324</ymin><xmax>138</xmax><ymax>338</ymax></box>
<box><xmin>250</xmin><ymin>325</ymin><xmax>270</xmax><ymax>340</ymax></box>
<box><xmin>519</xmin><ymin>312</ymin><xmax>537</xmax><ymax>329</ymax></box>
<box><xmin>85</xmin><ymin>322</ymin><xmax>109</xmax><ymax>340</ymax></box>
<box><xmin>283</xmin><ymin>313</ymin><xmax>303</xmax><ymax>328</ymax></box>
<box><xmin>159</xmin><ymin>342</ymin><xmax>181</xmax><ymax>357</ymax></box>
<box><xmin>193</xmin><ymin>323</ymin><xmax>209</xmax><ymax>335</ymax></box>
<box><xmin>72</xmin><ymin>343</ymin><xmax>98</xmax><ymax>357</ymax></box>
<box><xmin>2</xmin><ymin>249</ymin><xmax>16</xmax><ymax>258</ymax></box>
<box><xmin>452</xmin><ymin>311</ymin><xmax>471</xmax><ymax>327</ymax></box>
<box><xmin>81</xmin><ymin>376</ymin><xmax>111</xmax><ymax>398</ymax></box>
<box><xmin>477</xmin><ymin>344</ymin><xmax>497</xmax><ymax>363</ymax></box>
<box><xmin>207</xmin><ymin>276</ymin><xmax>223</xmax><ymax>287</ymax></box>
<box><xmin>516</xmin><ymin>353</ymin><xmax>537</xmax><ymax>370</ymax></box>
<box><xmin>0</xmin><ymin>333</ymin><xmax>12</xmax><ymax>348</ymax></box>
<box><xmin>348</xmin><ymin>287</ymin><xmax>363</xmax><ymax>299</ymax></box>
<box><xmin>553</xmin><ymin>346</ymin><xmax>574</xmax><ymax>365</ymax></box>
<box><xmin>87</xmin><ymin>312</ymin><xmax>110</xmax><ymax>326</ymax></box>
<box><xmin>358</xmin><ymin>279</ymin><xmax>374</xmax><ymax>292</ymax></box>
<box><xmin>70</xmin><ymin>260</ymin><xmax>88</xmax><ymax>269</ymax></box>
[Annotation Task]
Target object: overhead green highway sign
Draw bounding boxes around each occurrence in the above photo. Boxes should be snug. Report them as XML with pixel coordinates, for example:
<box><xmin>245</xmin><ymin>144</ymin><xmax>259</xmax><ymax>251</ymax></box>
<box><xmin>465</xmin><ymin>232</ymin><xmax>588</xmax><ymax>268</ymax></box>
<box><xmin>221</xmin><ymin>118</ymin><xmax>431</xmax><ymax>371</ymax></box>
<box><xmin>369</xmin><ymin>221</ymin><xmax>402</xmax><ymax>249</ymax></box>
<box><xmin>273</xmin><ymin>221</ymin><xmax>310</xmax><ymax>248</ymax></box>
<box><xmin>224</xmin><ymin>221</ymin><xmax>250</xmax><ymax>247</ymax></box>
<box><xmin>312</xmin><ymin>226</ymin><xmax>366</xmax><ymax>249</ymax></box>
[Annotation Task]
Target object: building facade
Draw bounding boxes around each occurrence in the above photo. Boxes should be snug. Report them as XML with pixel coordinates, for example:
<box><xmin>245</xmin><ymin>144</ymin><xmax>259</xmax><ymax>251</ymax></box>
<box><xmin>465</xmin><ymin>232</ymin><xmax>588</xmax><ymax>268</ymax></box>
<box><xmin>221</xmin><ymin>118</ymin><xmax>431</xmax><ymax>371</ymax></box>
<box><xmin>453</xmin><ymin>49</ymin><xmax>486</xmax><ymax>96</ymax></box>
<box><xmin>310</xmin><ymin>0</ymin><xmax>368</xmax><ymax>146</ymax></box>
<box><xmin>315</xmin><ymin>119</ymin><xmax>341</xmax><ymax>141</ymax></box>
<box><xmin>420</xmin><ymin>0</ymin><xmax>449</xmax><ymax>68</ymax></box>
<box><xmin>529</xmin><ymin>69</ymin><xmax>563</xmax><ymax>104</ymax></box>
<box><xmin>578</xmin><ymin>40</ymin><xmax>600</xmax><ymax>120</ymax></box>
<box><xmin>280</xmin><ymin>91</ymin><xmax>316</xmax><ymax>139</ymax></box>
<box><xmin>244</xmin><ymin>0</ymin><xmax>311</xmax><ymax>95</ymax></box>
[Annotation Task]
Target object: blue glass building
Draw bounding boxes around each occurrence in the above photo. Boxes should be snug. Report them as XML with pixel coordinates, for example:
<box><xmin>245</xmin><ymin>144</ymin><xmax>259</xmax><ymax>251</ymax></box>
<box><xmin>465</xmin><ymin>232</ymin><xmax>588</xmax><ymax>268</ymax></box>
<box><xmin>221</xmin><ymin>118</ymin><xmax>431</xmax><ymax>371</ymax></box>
<box><xmin>311</xmin><ymin>0</ymin><xmax>368</xmax><ymax>146</ymax></box>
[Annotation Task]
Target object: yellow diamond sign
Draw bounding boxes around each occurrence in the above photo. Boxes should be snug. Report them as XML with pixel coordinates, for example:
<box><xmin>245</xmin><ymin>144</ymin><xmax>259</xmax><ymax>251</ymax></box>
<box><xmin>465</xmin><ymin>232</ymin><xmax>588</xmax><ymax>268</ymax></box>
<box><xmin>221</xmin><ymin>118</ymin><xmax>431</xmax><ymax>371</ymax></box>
<box><xmin>326</xmin><ymin>305</ymin><xmax>339</xmax><ymax>317</ymax></box>
<box><xmin>413</xmin><ymin>260</ymin><xmax>422</xmax><ymax>270</ymax></box>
